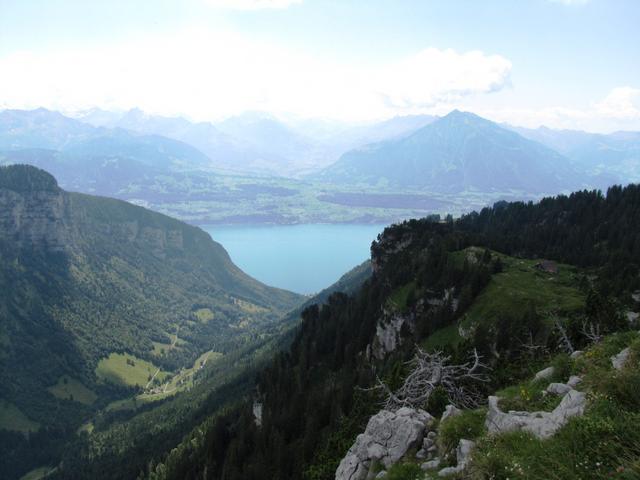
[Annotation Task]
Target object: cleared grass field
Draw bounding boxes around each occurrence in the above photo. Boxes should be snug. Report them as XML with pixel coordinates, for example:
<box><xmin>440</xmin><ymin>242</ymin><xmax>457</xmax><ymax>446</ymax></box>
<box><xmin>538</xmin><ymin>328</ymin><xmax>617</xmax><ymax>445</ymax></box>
<box><xmin>96</xmin><ymin>352</ymin><xmax>169</xmax><ymax>387</ymax></box>
<box><xmin>459</xmin><ymin>250</ymin><xmax>585</xmax><ymax>329</ymax></box>
<box><xmin>422</xmin><ymin>248</ymin><xmax>585</xmax><ymax>352</ymax></box>
<box><xmin>193</xmin><ymin>307</ymin><xmax>214</xmax><ymax>323</ymax></box>
<box><xmin>232</xmin><ymin>298</ymin><xmax>268</xmax><ymax>314</ymax></box>
<box><xmin>0</xmin><ymin>400</ymin><xmax>39</xmax><ymax>433</ymax></box>
<box><xmin>47</xmin><ymin>375</ymin><xmax>97</xmax><ymax>405</ymax></box>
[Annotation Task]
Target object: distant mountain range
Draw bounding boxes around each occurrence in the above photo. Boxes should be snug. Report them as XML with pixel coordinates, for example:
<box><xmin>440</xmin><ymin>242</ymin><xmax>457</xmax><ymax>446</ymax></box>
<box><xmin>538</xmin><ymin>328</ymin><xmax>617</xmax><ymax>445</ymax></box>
<box><xmin>77</xmin><ymin>108</ymin><xmax>292</xmax><ymax>176</ymax></box>
<box><xmin>317</xmin><ymin>110</ymin><xmax>621</xmax><ymax>193</ymax></box>
<box><xmin>1</xmin><ymin>107</ymin><xmax>638</xmax><ymax>223</ymax></box>
<box><xmin>508</xmin><ymin>124</ymin><xmax>640</xmax><ymax>183</ymax></box>
<box><xmin>0</xmin><ymin>109</ymin><xmax>217</xmax><ymax>197</ymax></box>
<box><xmin>75</xmin><ymin>108</ymin><xmax>437</xmax><ymax>176</ymax></box>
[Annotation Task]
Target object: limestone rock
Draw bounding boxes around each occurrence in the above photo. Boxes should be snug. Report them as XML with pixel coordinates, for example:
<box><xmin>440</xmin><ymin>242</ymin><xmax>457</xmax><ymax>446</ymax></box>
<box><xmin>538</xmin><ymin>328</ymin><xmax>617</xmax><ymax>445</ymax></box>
<box><xmin>371</xmin><ymin>314</ymin><xmax>409</xmax><ymax>360</ymax></box>
<box><xmin>335</xmin><ymin>408</ymin><xmax>434</xmax><ymax>480</ymax></box>
<box><xmin>567</xmin><ymin>375</ymin><xmax>582</xmax><ymax>388</ymax></box>
<box><xmin>534</xmin><ymin>366</ymin><xmax>555</xmax><ymax>382</ymax></box>
<box><xmin>440</xmin><ymin>404</ymin><xmax>462</xmax><ymax>424</ymax></box>
<box><xmin>485</xmin><ymin>389</ymin><xmax>586</xmax><ymax>439</ymax></box>
<box><xmin>611</xmin><ymin>347</ymin><xmax>631</xmax><ymax>370</ymax></box>
<box><xmin>422</xmin><ymin>436</ymin><xmax>435</xmax><ymax>450</ymax></box>
<box><xmin>570</xmin><ymin>350</ymin><xmax>583</xmax><ymax>359</ymax></box>
<box><xmin>437</xmin><ymin>439</ymin><xmax>475</xmax><ymax>477</ymax></box>
<box><xmin>421</xmin><ymin>458</ymin><xmax>441</xmax><ymax>470</ymax></box>
<box><xmin>546</xmin><ymin>382</ymin><xmax>572</xmax><ymax>396</ymax></box>
<box><xmin>375</xmin><ymin>471</ymin><xmax>387</xmax><ymax>478</ymax></box>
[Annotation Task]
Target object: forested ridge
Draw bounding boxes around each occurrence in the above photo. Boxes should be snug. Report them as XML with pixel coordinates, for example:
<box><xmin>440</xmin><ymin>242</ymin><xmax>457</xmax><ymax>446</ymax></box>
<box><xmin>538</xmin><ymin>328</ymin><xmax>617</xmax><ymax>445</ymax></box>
<box><xmin>120</xmin><ymin>184</ymin><xmax>640</xmax><ymax>480</ymax></box>
<box><xmin>0</xmin><ymin>165</ymin><xmax>302</xmax><ymax>479</ymax></box>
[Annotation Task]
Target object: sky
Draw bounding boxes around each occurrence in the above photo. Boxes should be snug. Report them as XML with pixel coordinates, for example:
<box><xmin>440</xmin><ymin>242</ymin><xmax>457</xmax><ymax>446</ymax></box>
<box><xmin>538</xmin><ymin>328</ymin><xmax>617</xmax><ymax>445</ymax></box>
<box><xmin>0</xmin><ymin>0</ymin><xmax>638</xmax><ymax>132</ymax></box>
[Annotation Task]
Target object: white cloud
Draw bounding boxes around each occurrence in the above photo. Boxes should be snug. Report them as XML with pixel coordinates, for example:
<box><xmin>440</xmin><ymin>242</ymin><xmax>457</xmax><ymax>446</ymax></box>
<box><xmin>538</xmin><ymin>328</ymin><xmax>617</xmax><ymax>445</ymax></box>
<box><xmin>0</xmin><ymin>29</ymin><xmax>511</xmax><ymax>122</ymax></box>
<box><xmin>451</xmin><ymin>87</ymin><xmax>640</xmax><ymax>132</ymax></box>
<box><xmin>203</xmin><ymin>0</ymin><xmax>302</xmax><ymax>9</ymax></box>
<box><xmin>595</xmin><ymin>86</ymin><xmax>640</xmax><ymax>120</ymax></box>
<box><xmin>377</xmin><ymin>48</ymin><xmax>511</xmax><ymax>108</ymax></box>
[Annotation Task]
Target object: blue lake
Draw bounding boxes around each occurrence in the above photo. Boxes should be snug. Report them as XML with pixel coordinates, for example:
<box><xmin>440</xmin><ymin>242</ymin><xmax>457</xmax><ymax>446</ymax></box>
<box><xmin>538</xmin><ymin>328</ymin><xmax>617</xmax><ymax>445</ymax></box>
<box><xmin>203</xmin><ymin>223</ymin><xmax>387</xmax><ymax>295</ymax></box>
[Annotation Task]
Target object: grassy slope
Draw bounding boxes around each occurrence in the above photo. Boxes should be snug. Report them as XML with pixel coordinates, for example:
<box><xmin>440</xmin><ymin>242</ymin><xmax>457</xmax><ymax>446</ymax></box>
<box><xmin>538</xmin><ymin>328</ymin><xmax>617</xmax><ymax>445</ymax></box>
<box><xmin>59</xmin><ymin>259</ymin><xmax>373</xmax><ymax>479</ymax></box>
<box><xmin>378</xmin><ymin>250</ymin><xmax>637</xmax><ymax>479</ymax></box>
<box><xmin>462</xmin><ymin>253</ymin><xmax>584</xmax><ymax>327</ymax></box>
<box><xmin>47</xmin><ymin>376</ymin><xmax>98</xmax><ymax>405</ymax></box>
<box><xmin>383</xmin><ymin>334</ymin><xmax>640</xmax><ymax>480</ymax></box>
<box><xmin>95</xmin><ymin>353</ymin><xmax>169</xmax><ymax>388</ymax></box>
<box><xmin>1</xmin><ymin>168</ymin><xmax>304</xmax><ymax>435</ymax></box>
<box><xmin>423</xmin><ymin>248</ymin><xmax>585</xmax><ymax>351</ymax></box>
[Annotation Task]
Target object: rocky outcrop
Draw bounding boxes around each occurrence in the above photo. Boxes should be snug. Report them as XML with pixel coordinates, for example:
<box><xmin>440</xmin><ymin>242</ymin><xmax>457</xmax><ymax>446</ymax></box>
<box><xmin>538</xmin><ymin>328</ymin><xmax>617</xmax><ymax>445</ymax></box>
<box><xmin>545</xmin><ymin>382</ymin><xmax>572</xmax><ymax>396</ymax></box>
<box><xmin>533</xmin><ymin>366</ymin><xmax>555</xmax><ymax>382</ymax></box>
<box><xmin>335</xmin><ymin>408</ymin><xmax>434</xmax><ymax>480</ymax></box>
<box><xmin>485</xmin><ymin>389</ymin><xmax>586</xmax><ymax>439</ymax></box>
<box><xmin>0</xmin><ymin>169</ymin><xmax>187</xmax><ymax>258</ymax></box>
<box><xmin>437</xmin><ymin>439</ymin><xmax>475</xmax><ymax>477</ymax></box>
<box><xmin>416</xmin><ymin>429</ymin><xmax>438</xmax><ymax>461</ymax></box>
<box><xmin>252</xmin><ymin>401</ymin><xmax>263</xmax><ymax>427</ymax></box>
<box><xmin>0</xmin><ymin>186</ymin><xmax>74</xmax><ymax>252</ymax></box>
<box><xmin>611</xmin><ymin>347</ymin><xmax>631</xmax><ymax>370</ymax></box>
<box><xmin>371</xmin><ymin>312</ymin><xmax>412</xmax><ymax>360</ymax></box>
<box><xmin>567</xmin><ymin>375</ymin><xmax>582</xmax><ymax>388</ymax></box>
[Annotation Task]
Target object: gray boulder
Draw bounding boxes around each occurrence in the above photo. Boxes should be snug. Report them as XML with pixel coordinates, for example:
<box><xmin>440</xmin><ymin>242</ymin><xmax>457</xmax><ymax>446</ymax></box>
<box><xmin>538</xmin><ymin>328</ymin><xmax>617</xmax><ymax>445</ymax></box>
<box><xmin>612</xmin><ymin>347</ymin><xmax>631</xmax><ymax>370</ymax></box>
<box><xmin>570</xmin><ymin>350</ymin><xmax>583</xmax><ymax>359</ymax></box>
<box><xmin>546</xmin><ymin>382</ymin><xmax>572</xmax><ymax>396</ymax></box>
<box><xmin>335</xmin><ymin>408</ymin><xmax>434</xmax><ymax>480</ymax></box>
<box><xmin>421</xmin><ymin>458</ymin><xmax>441</xmax><ymax>470</ymax></box>
<box><xmin>437</xmin><ymin>439</ymin><xmax>475</xmax><ymax>477</ymax></box>
<box><xmin>534</xmin><ymin>366</ymin><xmax>555</xmax><ymax>382</ymax></box>
<box><xmin>567</xmin><ymin>375</ymin><xmax>582</xmax><ymax>388</ymax></box>
<box><xmin>485</xmin><ymin>389</ymin><xmax>586</xmax><ymax>439</ymax></box>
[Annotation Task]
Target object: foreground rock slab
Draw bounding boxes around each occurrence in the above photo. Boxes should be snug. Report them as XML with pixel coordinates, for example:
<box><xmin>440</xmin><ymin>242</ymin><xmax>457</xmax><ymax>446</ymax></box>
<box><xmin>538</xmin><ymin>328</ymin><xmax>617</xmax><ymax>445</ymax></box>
<box><xmin>485</xmin><ymin>389</ymin><xmax>586</xmax><ymax>439</ymax></box>
<box><xmin>335</xmin><ymin>407</ymin><xmax>434</xmax><ymax>480</ymax></box>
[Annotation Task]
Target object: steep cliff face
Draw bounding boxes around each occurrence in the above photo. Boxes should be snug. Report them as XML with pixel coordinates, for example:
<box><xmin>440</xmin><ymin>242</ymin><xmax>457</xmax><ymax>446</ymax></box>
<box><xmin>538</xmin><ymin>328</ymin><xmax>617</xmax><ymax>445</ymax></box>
<box><xmin>0</xmin><ymin>166</ymin><xmax>74</xmax><ymax>251</ymax></box>
<box><xmin>0</xmin><ymin>165</ymin><xmax>195</xmax><ymax>261</ymax></box>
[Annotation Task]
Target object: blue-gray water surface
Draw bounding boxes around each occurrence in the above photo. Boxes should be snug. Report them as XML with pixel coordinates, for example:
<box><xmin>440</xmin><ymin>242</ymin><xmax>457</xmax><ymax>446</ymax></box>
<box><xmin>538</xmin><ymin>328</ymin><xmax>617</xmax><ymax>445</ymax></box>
<box><xmin>203</xmin><ymin>223</ymin><xmax>387</xmax><ymax>295</ymax></box>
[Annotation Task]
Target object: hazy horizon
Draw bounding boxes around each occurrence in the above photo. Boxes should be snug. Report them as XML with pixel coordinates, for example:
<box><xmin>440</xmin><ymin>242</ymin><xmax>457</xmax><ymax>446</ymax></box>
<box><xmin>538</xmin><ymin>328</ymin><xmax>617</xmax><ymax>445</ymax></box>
<box><xmin>1</xmin><ymin>0</ymin><xmax>639</xmax><ymax>133</ymax></box>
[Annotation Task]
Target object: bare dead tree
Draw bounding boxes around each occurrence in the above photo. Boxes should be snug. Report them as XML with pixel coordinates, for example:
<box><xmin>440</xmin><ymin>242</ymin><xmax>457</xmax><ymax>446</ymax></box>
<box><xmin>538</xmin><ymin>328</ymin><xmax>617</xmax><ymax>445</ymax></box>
<box><xmin>377</xmin><ymin>348</ymin><xmax>489</xmax><ymax>411</ymax></box>
<box><xmin>553</xmin><ymin>317</ymin><xmax>575</xmax><ymax>354</ymax></box>
<box><xmin>581</xmin><ymin>320</ymin><xmax>603</xmax><ymax>344</ymax></box>
<box><xmin>518</xmin><ymin>330</ymin><xmax>547</xmax><ymax>357</ymax></box>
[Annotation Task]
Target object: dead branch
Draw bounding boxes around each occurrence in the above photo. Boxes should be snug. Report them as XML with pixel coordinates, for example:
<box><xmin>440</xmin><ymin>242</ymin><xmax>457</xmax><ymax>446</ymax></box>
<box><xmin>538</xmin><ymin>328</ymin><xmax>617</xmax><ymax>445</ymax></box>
<box><xmin>553</xmin><ymin>317</ymin><xmax>575</xmax><ymax>354</ymax></box>
<box><xmin>381</xmin><ymin>347</ymin><xmax>489</xmax><ymax>411</ymax></box>
<box><xmin>581</xmin><ymin>320</ymin><xmax>603</xmax><ymax>344</ymax></box>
